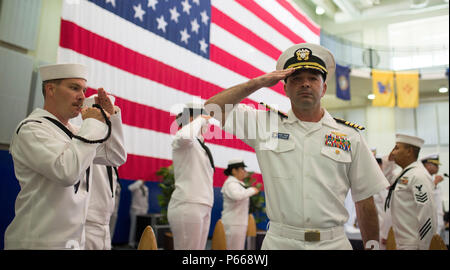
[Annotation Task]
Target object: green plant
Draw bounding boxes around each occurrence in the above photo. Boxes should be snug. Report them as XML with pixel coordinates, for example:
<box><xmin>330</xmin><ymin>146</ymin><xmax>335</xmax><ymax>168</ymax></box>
<box><xmin>156</xmin><ymin>165</ymin><xmax>175</xmax><ymax>225</ymax></box>
<box><xmin>243</xmin><ymin>172</ymin><xmax>266</xmax><ymax>224</ymax></box>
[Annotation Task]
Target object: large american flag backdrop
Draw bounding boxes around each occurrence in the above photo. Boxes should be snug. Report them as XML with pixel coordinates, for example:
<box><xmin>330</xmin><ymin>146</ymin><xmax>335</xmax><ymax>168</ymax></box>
<box><xmin>58</xmin><ymin>0</ymin><xmax>320</xmax><ymax>187</ymax></box>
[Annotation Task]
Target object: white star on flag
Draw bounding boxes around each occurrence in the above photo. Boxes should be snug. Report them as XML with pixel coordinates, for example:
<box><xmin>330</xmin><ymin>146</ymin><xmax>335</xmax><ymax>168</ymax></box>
<box><xmin>59</xmin><ymin>0</ymin><xmax>321</xmax><ymax>189</ymax></box>
<box><xmin>181</xmin><ymin>0</ymin><xmax>192</xmax><ymax>15</ymax></box>
<box><xmin>169</xmin><ymin>6</ymin><xmax>180</xmax><ymax>23</ymax></box>
<box><xmin>147</xmin><ymin>0</ymin><xmax>158</xmax><ymax>11</ymax></box>
<box><xmin>199</xmin><ymin>38</ymin><xmax>208</xmax><ymax>53</ymax></box>
<box><xmin>133</xmin><ymin>4</ymin><xmax>146</xmax><ymax>22</ymax></box>
<box><xmin>191</xmin><ymin>18</ymin><xmax>200</xmax><ymax>34</ymax></box>
<box><xmin>192</xmin><ymin>0</ymin><xmax>200</xmax><ymax>5</ymax></box>
<box><xmin>200</xmin><ymin>10</ymin><xmax>209</xmax><ymax>25</ymax></box>
<box><xmin>105</xmin><ymin>0</ymin><xmax>116</xmax><ymax>7</ymax></box>
<box><xmin>180</xmin><ymin>28</ymin><xmax>190</xmax><ymax>44</ymax></box>
<box><xmin>156</xmin><ymin>15</ymin><xmax>168</xmax><ymax>33</ymax></box>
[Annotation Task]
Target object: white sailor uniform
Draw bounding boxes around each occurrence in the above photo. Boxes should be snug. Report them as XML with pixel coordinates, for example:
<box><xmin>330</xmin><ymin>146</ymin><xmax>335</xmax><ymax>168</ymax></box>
<box><xmin>221</xmin><ymin>175</ymin><xmax>258</xmax><ymax>250</ymax></box>
<box><xmin>389</xmin><ymin>161</ymin><xmax>437</xmax><ymax>250</ymax></box>
<box><xmin>168</xmin><ymin>116</ymin><xmax>214</xmax><ymax>250</ymax></box>
<box><xmin>5</xmin><ymin>108</ymin><xmax>126</xmax><ymax>249</ymax></box>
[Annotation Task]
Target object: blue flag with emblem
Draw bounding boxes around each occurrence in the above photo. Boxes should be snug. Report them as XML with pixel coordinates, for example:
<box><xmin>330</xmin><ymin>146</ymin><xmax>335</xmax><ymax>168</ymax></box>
<box><xmin>335</xmin><ymin>63</ymin><xmax>351</xmax><ymax>101</ymax></box>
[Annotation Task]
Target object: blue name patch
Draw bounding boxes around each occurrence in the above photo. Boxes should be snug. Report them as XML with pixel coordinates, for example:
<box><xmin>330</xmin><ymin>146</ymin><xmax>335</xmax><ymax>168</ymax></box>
<box><xmin>272</xmin><ymin>132</ymin><xmax>290</xmax><ymax>140</ymax></box>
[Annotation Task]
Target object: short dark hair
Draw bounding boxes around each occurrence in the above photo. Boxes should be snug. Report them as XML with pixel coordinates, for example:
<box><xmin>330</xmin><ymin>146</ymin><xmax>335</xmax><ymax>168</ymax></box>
<box><xmin>224</xmin><ymin>166</ymin><xmax>244</xmax><ymax>176</ymax></box>
<box><xmin>176</xmin><ymin>108</ymin><xmax>207</xmax><ymax>128</ymax></box>
<box><xmin>409</xmin><ymin>145</ymin><xmax>420</xmax><ymax>159</ymax></box>
<box><xmin>42</xmin><ymin>79</ymin><xmax>62</xmax><ymax>98</ymax></box>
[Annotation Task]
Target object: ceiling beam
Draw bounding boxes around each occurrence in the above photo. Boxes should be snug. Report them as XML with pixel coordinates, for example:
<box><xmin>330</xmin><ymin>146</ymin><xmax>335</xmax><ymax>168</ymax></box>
<box><xmin>332</xmin><ymin>0</ymin><xmax>361</xmax><ymax>18</ymax></box>
<box><xmin>334</xmin><ymin>1</ymin><xmax>448</xmax><ymax>23</ymax></box>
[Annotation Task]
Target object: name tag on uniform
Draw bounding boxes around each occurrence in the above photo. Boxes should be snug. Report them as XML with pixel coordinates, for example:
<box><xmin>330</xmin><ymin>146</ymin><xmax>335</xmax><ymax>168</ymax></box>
<box><xmin>272</xmin><ymin>132</ymin><xmax>290</xmax><ymax>140</ymax></box>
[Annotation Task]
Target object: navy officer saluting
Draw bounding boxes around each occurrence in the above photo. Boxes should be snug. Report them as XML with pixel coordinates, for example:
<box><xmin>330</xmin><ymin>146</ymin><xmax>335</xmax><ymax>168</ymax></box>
<box><xmin>205</xmin><ymin>43</ymin><xmax>389</xmax><ymax>250</ymax></box>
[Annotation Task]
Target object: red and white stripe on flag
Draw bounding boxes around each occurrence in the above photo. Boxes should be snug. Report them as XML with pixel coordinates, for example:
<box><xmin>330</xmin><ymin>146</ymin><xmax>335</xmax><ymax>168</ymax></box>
<box><xmin>58</xmin><ymin>0</ymin><xmax>320</xmax><ymax>187</ymax></box>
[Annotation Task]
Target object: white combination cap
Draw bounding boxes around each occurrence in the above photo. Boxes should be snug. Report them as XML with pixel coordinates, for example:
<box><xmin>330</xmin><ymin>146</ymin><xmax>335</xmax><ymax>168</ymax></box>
<box><xmin>276</xmin><ymin>43</ymin><xmax>335</xmax><ymax>82</ymax></box>
<box><xmin>395</xmin><ymin>133</ymin><xmax>425</xmax><ymax>148</ymax></box>
<box><xmin>227</xmin><ymin>158</ymin><xmax>246</xmax><ymax>166</ymax></box>
<box><xmin>224</xmin><ymin>158</ymin><xmax>247</xmax><ymax>175</ymax></box>
<box><xmin>39</xmin><ymin>63</ymin><xmax>88</xmax><ymax>81</ymax></box>
<box><xmin>421</xmin><ymin>154</ymin><xmax>440</xmax><ymax>165</ymax></box>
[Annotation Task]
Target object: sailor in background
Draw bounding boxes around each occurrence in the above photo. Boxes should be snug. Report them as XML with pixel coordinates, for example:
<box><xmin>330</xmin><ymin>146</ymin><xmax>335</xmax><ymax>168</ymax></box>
<box><xmin>5</xmin><ymin>64</ymin><xmax>126</xmax><ymax>249</ymax></box>
<box><xmin>221</xmin><ymin>158</ymin><xmax>259</xmax><ymax>250</ymax></box>
<box><xmin>377</xmin><ymin>149</ymin><xmax>399</xmax><ymax>248</ymax></box>
<box><xmin>128</xmin><ymin>180</ymin><xmax>149</xmax><ymax>248</ymax></box>
<box><xmin>69</xmin><ymin>94</ymin><xmax>126</xmax><ymax>250</ymax></box>
<box><xmin>421</xmin><ymin>154</ymin><xmax>445</xmax><ymax>237</ymax></box>
<box><xmin>372</xmin><ymin>155</ymin><xmax>389</xmax><ymax>249</ymax></box>
<box><xmin>168</xmin><ymin>102</ymin><xmax>214</xmax><ymax>250</ymax></box>
<box><xmin>386</xmin><ymin>134</ymin><xmax>437</xmax><ymax>250</ymax></box>
<box><xmin>206</xmin><ymin>43</ymin><xmax>389</xmax><ymax>250</ymax></box>
<box><xmin>109</xmin><ymin>180</ymin><xmax>122</xmax><ymax>240</ymax></box>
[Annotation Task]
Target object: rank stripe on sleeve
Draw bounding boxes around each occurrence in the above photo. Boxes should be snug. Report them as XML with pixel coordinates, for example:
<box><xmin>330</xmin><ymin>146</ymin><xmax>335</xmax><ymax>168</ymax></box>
<box><xmin>419</xmin><ymin>218</ymin><xmax>432</xmax><ymax>240</ymax></box>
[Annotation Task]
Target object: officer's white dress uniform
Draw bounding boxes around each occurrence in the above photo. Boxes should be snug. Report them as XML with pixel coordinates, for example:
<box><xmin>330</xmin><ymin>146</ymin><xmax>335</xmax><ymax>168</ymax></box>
<box><xmin>421</xmin><ymin>155</ymin><xmax>445</xmax><ymax>235</ymax></box>
<box><xmin>128</xmin><ymin>180</ymin><xmax>149</xmax><ymax>247</ymax></box>
<box><xmin>221</xmin><ymin>43</ymin><xmax>389</xmax><ymax>250</ymax></box>
<box><xmin>221</xmin><ymin>171</ymin><xmax>258</xmax><ymax>250</ymax></box>
<box><xmin>224</xmin><ymin>105</ymin><xmax>388</xmax><ymax>249</ymax></box>
<box><xmin>388</xmin><ymin>135</ymin><xmax>437</xmax><ymax>250</ymax></box>
<box><xmin>4</xmin><ymin>63</ymin><xmax>126</xmax><ymax>250</ymax></box>
<box><xmin>430</xmin><ymin>179</ymin><xmax>444</xmax><ymax>234</ymax></box>
<box><xmin>168</xmin><ymin>115</ymin><xmax>214</xmax><ymax>250</ymax></box>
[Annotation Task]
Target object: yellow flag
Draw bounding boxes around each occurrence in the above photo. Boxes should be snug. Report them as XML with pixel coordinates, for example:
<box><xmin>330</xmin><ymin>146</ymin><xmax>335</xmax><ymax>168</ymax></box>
<box><xmin>372</xmin><ymin>70</ymin><xmax>395</xmax><ymax>107</ymax></box>
<box><xmin>396</xmin><ymin>71</ymin><xmax>419</xmax><ymax>108</ymax></box>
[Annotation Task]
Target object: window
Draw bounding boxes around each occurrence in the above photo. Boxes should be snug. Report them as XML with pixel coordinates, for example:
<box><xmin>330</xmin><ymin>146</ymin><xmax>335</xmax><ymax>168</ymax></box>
<box><xmin>388</xmin><ymin>15</ymin><xmax>449</xmax><ymax>70</ymax></box>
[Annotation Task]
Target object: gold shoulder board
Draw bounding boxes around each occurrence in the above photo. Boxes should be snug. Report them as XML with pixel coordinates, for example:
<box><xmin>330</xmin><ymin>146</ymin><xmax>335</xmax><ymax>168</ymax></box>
<box><xmin>260</xmin><ymin>102</ymin><xmax>288</xmax><ymax>119</ymax></box>
<box><xmin>333</xmin><ymin>118</ymin><xmax>365</xmax><ymax>131</ymax></box>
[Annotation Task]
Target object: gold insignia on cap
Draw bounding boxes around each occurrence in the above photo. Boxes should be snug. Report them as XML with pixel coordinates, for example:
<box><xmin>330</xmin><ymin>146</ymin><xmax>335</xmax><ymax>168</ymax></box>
<box><xmin>296</xmin><ymin>48</ymin><xmax>310</xmax><ymax>61</ymax></box>
<box><xmin>428</xmin><ymin>160</ymin><xmax>440</xmax><ymax>165</ymax></box>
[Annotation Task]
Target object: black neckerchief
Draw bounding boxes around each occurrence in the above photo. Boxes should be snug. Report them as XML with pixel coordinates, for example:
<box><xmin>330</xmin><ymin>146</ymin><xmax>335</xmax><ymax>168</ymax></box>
<box><xmin>140</xmin><ymin>183</ymin><xmax>146</xmax><ymax>196</ymax></box>
<box><xmin>43</xmin><ymin>104</ymin><xmax>111</xmax><ymax>144</ymax></box>
<box><xmin>384</xmin><ymin>166</ymin><xmax>414</xmax><ymax>211</ymax></box>
<box><xmin>197</xmin><ymin>138</ymin><xmax>215</xmax><ymax>170</ymax></box>
<box><xmin>107</xmin><ymin>166</ymin><xmax>120</xmax><ymax>198</ymax></box>
<box><xmin>43</xmin><ymin>104</ymin><xmax>111</xmax><ymax>193</ymax></box>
